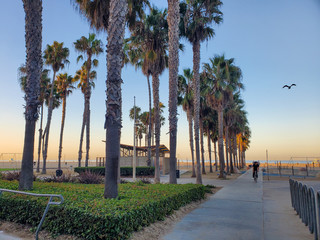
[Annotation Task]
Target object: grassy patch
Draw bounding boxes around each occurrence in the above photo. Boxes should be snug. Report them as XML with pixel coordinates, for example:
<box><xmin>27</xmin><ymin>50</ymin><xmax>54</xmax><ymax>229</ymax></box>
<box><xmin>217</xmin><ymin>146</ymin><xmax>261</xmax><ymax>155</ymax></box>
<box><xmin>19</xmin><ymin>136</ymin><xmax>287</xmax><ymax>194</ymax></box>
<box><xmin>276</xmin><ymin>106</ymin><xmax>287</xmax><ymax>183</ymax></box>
<box><xmin>0</xmin><ymin>180</ymin><xmax>205</xmax><ymax>239</ymax></box>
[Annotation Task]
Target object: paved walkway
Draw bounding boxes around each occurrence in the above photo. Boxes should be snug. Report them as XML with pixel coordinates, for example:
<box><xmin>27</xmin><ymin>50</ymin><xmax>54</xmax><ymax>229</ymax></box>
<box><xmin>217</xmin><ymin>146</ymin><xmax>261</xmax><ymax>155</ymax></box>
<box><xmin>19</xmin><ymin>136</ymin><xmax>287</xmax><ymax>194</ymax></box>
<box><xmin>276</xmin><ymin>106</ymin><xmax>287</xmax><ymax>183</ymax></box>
<box><xmin>0</xmin><ymin>231</ymin><xmax>20</xmax><ymax>240</ymax></box>
<box><xmin>163</xmin><ymin>170</ymin><xmax>314</xmax><ymax>240</ymax></box>
<box><xmin>0</xmin><ymin>171</ymin><xmax>315</xmax><ymax>240</ymax></box>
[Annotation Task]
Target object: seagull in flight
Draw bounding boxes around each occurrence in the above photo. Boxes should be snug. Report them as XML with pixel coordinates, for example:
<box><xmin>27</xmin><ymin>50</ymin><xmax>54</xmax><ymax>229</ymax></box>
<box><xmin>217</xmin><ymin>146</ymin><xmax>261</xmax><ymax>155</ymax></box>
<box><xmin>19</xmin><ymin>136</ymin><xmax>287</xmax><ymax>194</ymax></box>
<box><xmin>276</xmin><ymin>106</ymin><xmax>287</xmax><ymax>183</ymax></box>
<box><xmin>283</xmin><ymin>84</ymin><xmax>296</xmax><ymax>89</ymax></box>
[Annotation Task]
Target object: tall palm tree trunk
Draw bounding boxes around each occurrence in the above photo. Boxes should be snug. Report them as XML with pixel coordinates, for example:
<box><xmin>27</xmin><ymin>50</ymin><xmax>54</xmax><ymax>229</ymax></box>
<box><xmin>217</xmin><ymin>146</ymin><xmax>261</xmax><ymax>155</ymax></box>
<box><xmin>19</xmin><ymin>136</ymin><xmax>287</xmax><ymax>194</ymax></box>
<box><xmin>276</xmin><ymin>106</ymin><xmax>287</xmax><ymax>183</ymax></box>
<box><xmin>20</xmin><ymin>121</ymin><xmax>37</xmax><ymax>189</ymax></box>
<box><xmin>36</xmin><ymin>103</ymin><xmax>44</xmax><ymax>173</ymax></box>
<box><xmin>207</xmin><ymin>128</ymin><xmax>213</xmax><ymax>173</ymax></box>
<box><xmin>187</xmin><ymin>108</ymin><xmax>196</xmax><ymax>177</ymax></box>
<box><xmin>147</xmin><ymin>75</ymin><xmax>152</xmax><ymax>166</ymax></box>
<box><xmin>192</xmin><ymin>40</ymin><xmax>202</xmax><ymax>184</ymax></box>
<box><xmin>228</xmin><ymin>135</ymin><xmax>234</xmax><ymax>173</ymax></box>
<box><xmin>58</xmin><ymin>96</ymin><xmax>67</xmax><ymax>170</ymax></box>
<box><xmin>151</xmin><ymin>126</ymin><xmax>155</xmax><ymax>146</ymax></box>
<box><xmin>78</xmin><ymin>98</ymin><xmax>86</xmax><ymax>167</ymax></box>
<box><xmin>168</xmin><ymin>0</ymin><xmax>179</xmax><ymax>184</ymax></box>
<box><xmin>85</xmin><ymin>94</ymin><xmax>91</xmax><ymax>166</ymax></box>
<box><xmin>233</xmin><ymin>135</ymin><xmax>238</xmax><ymax>168</ymax></box>
<box><xmin>42</xmin><ymin>70</ymin><xmax>56</xmax><ymax>174</ymax></box>
<box><xmin>104</xmin><ymin>0</ymin><xmax>127</xmax><ymax>199</ymax></box>
<box><xmin>217</xmin><ymin>109</ymin><xmax>225</xmax><ymax>179</ymax></box>
<box><xmin>214</xmin><ymin>140</ymin><xmax>218</xmax><ymax>171</ymax></box>
<box><xmin>238</xmin><ymin>137</ymin><xmax>242</xmax><ymax>168</ymax></box>
<box><xmin>152</xmin><ymin>73</ymin><xmax>160</xmax><ymax>183</ymax></box>
<box><xmin>85</xmin><ymin>57</ymin><xmax>92</xmax><ymax>166</ymax></box>
<box><xmin>200</xmin><ymin>119</ymin><xmax>206</xmax><ymax>174</ymax></box>
<box><xmin>145</xmin><ymin>128</ymin><xmax>148</xmax><ymax>146</ymax></box>
<box><xmin>225</xmin><ymin>127</ymin><xmax>229</xmax><ymax>174</ymax></box>
<box><xmin>19</xmin><ymin>0</ymin><xmax>42</xmax><ymax>190</ymax></box>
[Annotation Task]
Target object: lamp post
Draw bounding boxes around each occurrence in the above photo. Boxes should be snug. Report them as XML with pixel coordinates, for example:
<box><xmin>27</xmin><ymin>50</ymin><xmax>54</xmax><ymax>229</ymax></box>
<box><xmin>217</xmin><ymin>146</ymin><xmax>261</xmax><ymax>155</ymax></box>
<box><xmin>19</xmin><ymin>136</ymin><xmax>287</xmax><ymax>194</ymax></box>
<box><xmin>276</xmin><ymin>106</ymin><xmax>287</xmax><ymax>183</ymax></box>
<box><xmin>266</xmin><ymin>149</ymin><xmax>269</xmax><ymax>181</ymax></box>
<box><xmin>133</xmin><ymin>97</ymin><xmax>137</xmax><ymax>181</ymax></box>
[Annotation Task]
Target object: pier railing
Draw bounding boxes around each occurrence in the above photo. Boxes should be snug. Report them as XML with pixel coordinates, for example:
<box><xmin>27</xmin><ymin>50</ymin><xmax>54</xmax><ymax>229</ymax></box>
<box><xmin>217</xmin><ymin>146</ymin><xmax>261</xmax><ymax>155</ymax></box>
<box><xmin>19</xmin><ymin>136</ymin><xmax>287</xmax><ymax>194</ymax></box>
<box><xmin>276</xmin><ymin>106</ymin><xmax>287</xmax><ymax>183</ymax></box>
<box><xmin>289</xmin><ymin>179</ymin><xmax>318</xmax><ymax>240</ymax></box>
<box><xmin>0</xmin><ymin>188</ymin><xmax>64</xmax><ymax>240</ymax></box>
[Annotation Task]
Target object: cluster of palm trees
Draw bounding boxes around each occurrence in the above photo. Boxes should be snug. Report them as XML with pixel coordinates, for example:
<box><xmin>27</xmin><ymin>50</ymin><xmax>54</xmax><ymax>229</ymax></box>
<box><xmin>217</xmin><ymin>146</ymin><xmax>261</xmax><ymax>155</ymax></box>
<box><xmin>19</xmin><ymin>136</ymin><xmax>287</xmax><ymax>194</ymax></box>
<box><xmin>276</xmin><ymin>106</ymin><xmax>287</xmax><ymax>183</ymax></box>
<box><xmin>19</xmin><ymin>0</ymin><xmax>251</xmax><ymax>199</ymax></box>
<box><xmin>129</xmin><ymin>103</ymin><xmax>166</xmax><ymax>162</ymax></box>
<box><xmin>178</xmin><ymin>55</ymin><xmax>251</xmax><ymax>181</ymax></box>
<box><xmin>18</xmin><ymin>35</ymin><xmax>103</xmax><ymax>175</ymax></box>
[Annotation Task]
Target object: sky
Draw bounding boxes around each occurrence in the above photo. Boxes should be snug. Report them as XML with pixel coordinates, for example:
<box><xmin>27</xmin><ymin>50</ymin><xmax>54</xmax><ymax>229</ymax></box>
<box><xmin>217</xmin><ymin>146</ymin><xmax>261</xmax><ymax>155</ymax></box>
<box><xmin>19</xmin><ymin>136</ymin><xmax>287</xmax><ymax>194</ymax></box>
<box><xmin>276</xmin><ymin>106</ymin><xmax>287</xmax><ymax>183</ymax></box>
<box><xmin>0</xmin><ymin>0</ymin><xmax>319</xmax><ymax>163</ymax></box>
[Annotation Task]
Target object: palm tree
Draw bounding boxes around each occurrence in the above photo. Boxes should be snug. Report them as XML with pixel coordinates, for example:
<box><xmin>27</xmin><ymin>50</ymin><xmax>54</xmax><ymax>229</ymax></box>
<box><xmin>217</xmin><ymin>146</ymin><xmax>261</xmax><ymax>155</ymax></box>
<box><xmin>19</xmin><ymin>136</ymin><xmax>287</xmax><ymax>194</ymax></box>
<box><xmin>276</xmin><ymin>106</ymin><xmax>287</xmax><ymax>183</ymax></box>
<box><xmin>73</xmin><ymin>0</ymin><xmax>149</xmax><ymax>31</ymax></box>
<box><xmin>42</xmin><ymin>41</ymin><xmax>69</xmax><ymax>174</ymax></box>
<box><xmin>74</xmin><ymin>66</ymin><xmax>97</xmax><ymax>167</ymax></box>
<box><xmin>231</xmin><ymin>102</ymin><xmax>248</xmax><ymax>169</ymax></box>
<box><xmin>19</xmin><ymin>0</ymin><xmax>42</xmax><ymax>190</ymax></box>
<box><xmin>127</xmin><ymin>7</ymin><xmax>169</xmax><ymax>183</ymax></box>
<box><xmin>104</xmin><ymin>0</ymin><xmax>128</xmax><ymax>198</ymax></box>
<box><xmin>224</xmin><ymin>104</ymin><xmax>235</xmax><ymax>173</ymax></box>
<box><xmin>73</xmin><ymin>0</ymin><xmax>150</xmax><ymax>199</ymax></box>
<box><xmin>241</xmin><ymin>125</ymin><xmax>251</xmax><ymax>166</ymax></box>
<box><xmin>129</xmin><ymin>105</ymin><xmax>142</xmax><ymax>146</ymax></box>
<box><xmin>180</xmin><ymin>0</ymin><xmax>223</xmax><ymax>184</ymax></box>
<box><xmin>224</xmin><ymin>92</ymin><xmax>245</xmax><ymax>173</ymax></box>
<box><xmin>74</xmin><ymin>33</ymin><xmax>103</xmax><ymax>167</ymax></box>
<box><xmin>204</xmin><ymin>110</ymin><xmax>218</xmax><ymax>173</ymax></box>
<box><xmin>56</xmin><ymin>73</ymin><xmax>76</xmax><ymax>170</ymax></box>
<box><xmin>18</xmin><ymin>65</ymin><xmax>51</xmax><ymax>173</ymax></box>
<box><xmin>199</xmin><ymin>73</ymin><xmax>211</xmax><ymax>175</ymax></box>
<box><xmin>203</xmin><ymin>55</ymin><xmax>243</xmax><ymax>178</ymax></box>
<box><xmin>178</xmin><ymin>68</ymin><xmax>196</xmax><ymax>177</ymax></box>
<box><xmin>167</xmin><ymin>0</ymin><xmax>180</xmax><ymax>184</ymax></box>
<box><xmin>123</xmin><ymin>43</ymin><xmax>153</xmax><ymax>165</ymax></box>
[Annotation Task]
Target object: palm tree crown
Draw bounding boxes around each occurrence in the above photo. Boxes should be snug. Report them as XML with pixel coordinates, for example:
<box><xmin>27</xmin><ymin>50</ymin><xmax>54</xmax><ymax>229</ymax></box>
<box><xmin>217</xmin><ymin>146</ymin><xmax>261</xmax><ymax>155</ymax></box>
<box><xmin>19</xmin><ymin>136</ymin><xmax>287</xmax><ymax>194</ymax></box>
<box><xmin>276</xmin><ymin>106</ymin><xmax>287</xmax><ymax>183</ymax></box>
<box><xmin>180</xmin><ymin>0</ymin><xmax>223</xmax><ymax>43</ymax></box>
<box><xmin>43</xmin><ymin>41</ymin><xmax>70</xmax><ymax>73</ymax></box>
<box><xmin>73</xmin><ymin>0</ymin><xmax>150</xmax><ymax>32</ymax></box>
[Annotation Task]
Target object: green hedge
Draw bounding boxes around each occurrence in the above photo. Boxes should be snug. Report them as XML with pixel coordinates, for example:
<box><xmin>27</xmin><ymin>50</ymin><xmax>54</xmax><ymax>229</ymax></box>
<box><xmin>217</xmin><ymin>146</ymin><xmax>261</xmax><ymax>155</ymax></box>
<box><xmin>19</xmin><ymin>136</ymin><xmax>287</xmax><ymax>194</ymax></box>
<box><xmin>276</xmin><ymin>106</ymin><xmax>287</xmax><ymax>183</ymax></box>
<box><xmin>74</xmin><ymin>166</ymin><xmax>155</xmax><ymax>176</ymax></box>
<box><xmin>0</xmin><ymin>180</ymin><xmax>205</xmax><ymax>240</ymax></box>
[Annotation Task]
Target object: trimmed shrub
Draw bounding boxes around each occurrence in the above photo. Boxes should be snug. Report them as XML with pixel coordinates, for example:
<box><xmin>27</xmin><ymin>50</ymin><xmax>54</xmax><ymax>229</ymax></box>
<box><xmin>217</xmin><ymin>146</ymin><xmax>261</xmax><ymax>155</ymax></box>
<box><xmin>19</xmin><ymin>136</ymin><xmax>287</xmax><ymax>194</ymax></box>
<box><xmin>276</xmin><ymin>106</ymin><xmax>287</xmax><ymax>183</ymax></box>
<box><xmin>74</xmin><ymin>166</ymin><xmax>155</xmax><ymax>177</ymax></box>
<box><xmin>78</xmin><ymin>171</ymin><xmax>103</xmax><ymax>184</ymax></box>
<box><xmin>74</xmin><ymin>167</ymin><xmax>105</xmax><ymax>175</ymax></box>
<box><xmin>0</xmin><ymin>180</ymin><xmax>205</xmax><ymax>240</ymax></box>
<box><xmin>39</xmin><ymin>173</ymin><xmax>76</xmax><ymax>183</ymax></box>
<box><xmin>0</xmin><ymin>171</ymin><xmax>37</xmax><ymax>182</ymax></box>
<box><xmin>137</xmin><ymin>178</ymin><xmax>152</xmax><ymax>184</ymax></box>
<box><xmin>0</xmin><ymin>171</ymin><xmax>20</xmax><ymax>181</ymax></box>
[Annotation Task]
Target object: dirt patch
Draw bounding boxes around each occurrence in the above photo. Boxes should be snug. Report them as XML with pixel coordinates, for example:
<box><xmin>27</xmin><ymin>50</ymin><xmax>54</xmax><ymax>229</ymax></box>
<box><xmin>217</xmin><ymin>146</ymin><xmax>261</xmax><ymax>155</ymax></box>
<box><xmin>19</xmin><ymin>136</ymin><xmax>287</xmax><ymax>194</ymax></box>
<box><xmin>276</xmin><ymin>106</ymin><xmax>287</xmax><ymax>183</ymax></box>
<box><xmin>0</xmin><ymin>221</ymin><xmax>79</xmax><ymax>240</ymax></box>
<box><xmin>0</xmin><ymin>188</ymin><xmax>221</xmax><ymax>240</ymax></box>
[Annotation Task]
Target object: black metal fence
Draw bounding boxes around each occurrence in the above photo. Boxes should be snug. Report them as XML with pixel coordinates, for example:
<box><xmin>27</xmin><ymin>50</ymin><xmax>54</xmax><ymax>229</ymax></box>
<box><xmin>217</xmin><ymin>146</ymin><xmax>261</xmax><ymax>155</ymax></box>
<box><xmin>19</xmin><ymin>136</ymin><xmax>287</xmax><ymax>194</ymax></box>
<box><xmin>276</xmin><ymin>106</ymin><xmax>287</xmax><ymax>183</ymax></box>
<box><xmin>289</xmin><ymin>179</ymin><xmax>318</xmax><ymax>240</ymax></box>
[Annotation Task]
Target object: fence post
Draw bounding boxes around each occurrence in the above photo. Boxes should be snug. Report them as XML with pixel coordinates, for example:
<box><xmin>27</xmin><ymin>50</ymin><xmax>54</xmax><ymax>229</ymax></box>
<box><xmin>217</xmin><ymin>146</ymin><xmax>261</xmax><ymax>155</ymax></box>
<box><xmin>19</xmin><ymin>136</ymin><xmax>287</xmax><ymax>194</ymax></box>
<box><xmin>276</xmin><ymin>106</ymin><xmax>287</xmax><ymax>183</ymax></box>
<box><xmin>288</xmin><ymin>180</ymin><xmax>319</xmax><ymax>240</ymax></box>
<box><xmin>317</xmin><ymin>191</ymin><xmax>320</xmax><ymax>240</ymax></box>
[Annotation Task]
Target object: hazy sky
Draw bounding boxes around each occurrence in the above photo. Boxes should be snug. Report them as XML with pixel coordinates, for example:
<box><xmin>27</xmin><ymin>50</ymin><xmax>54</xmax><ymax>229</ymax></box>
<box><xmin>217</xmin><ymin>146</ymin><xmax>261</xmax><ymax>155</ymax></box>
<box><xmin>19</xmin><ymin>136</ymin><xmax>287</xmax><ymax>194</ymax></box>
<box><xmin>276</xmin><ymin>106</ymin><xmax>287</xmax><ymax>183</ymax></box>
<box><xmin>0</xmin><ymin>0</ymin><xmax>319</xmax><ymax>162</ymax></box>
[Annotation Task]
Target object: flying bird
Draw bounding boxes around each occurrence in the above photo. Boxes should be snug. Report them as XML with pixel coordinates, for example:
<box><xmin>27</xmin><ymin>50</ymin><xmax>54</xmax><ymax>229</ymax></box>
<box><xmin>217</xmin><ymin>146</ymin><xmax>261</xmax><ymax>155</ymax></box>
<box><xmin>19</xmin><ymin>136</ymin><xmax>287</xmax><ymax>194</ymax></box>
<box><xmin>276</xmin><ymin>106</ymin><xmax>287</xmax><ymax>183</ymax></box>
<box><xmin>282</xmin><ymin>84</ymin><xmax>296</xmax><ymax>89</ymax></box>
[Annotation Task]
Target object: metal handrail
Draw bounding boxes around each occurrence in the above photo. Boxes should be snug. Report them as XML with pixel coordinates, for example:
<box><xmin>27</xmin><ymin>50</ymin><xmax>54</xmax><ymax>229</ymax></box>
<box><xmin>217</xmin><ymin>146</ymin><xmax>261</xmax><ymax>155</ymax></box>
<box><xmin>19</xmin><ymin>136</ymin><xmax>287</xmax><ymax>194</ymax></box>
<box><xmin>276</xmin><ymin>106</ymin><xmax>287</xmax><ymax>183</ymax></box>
<box><xmin>289</xmin><ymin>179</ymin><xmax>318</xmax><ymax>240</ymax></box>
<box><xmin>0</xmin><ymin>188</ymin><xmax>64</xmax><ymax>240</ymax></box>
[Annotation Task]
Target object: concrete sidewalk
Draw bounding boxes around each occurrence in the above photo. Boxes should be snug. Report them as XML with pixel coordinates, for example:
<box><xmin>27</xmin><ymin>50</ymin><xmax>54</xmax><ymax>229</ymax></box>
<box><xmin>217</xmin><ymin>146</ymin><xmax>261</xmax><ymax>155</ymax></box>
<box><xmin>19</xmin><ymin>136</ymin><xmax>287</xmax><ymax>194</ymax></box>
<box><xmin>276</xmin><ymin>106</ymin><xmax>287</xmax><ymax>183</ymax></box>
<box><xmin>163</xmin><ymin>170</ymin><xmax>314</xmax><ymax>240</ymax></box>
<box><xmin>0</xmin><ymin>231</ymin><xmax>20</xmax><ymax>240</ymax></box>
